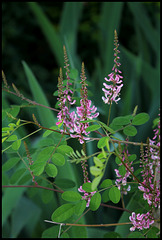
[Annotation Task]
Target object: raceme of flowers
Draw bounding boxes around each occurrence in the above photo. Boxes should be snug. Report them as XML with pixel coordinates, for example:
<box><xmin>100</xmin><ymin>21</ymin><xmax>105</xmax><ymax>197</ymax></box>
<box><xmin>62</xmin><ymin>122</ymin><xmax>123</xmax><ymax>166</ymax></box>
<box><xmin>129</xmin><ymin>211</ymin><xmax>154</xmax><ymax>231</ymax></box>
<box><xmin>114</xmin><ymin>147</ymin><xmax>134</xmax><ymax>195</ymax></box>
<box><xmin>138</xmin><ymin>116</ymin><xmax>160</xmax><ymax>209</ymax></box>
<box><xmin>129</xmin><ymin>115</ymin><xmax>160</xmax><ymax>231</ymax></box>
<box><xmin>56</xmin><ymin>48</ymin><xmax>99</xmax><ymax>144</ymax></box>
<box><xmin>102</xmin><ymin>30</ymin><xmax>123</xmax><ymax>105</ymax></box>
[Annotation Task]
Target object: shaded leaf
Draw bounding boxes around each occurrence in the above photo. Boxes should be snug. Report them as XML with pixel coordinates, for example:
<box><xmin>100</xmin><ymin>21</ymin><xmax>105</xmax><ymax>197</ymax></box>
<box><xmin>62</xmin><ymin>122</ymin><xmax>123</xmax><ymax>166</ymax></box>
<box><xmin>123</xmin><ymin>125</ymin><xmax>137</xmax><ymax>136</ymax></box>
<box><xmin>2</xmin><ymin>157</ymin><xmax>20</xmax><ymax>171</ymax></box>
<box><xmin>132</xmin><ymin>113</ymin><xmax>150</xmax><ymax>125</ymax></box>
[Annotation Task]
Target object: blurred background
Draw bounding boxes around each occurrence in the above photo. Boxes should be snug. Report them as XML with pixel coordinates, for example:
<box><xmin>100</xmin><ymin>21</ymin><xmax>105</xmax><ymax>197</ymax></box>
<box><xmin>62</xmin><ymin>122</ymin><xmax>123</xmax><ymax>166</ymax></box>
<box><xmin>2</xmin><ymin>2</ymin><xmax>160</xmax><ymax>238</ymax></box>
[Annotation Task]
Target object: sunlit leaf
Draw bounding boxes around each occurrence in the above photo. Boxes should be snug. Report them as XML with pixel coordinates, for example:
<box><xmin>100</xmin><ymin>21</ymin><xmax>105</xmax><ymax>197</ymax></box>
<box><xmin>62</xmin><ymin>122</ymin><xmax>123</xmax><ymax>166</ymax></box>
<box><xmin>52</xmin><ymin>203</ymin><xmax>75</xmax><ymax>222</ymax></box>
<box><xmin>89</xmin><ymin>192</ymin><xmax>101</xmax><ymax>211</ymax></box>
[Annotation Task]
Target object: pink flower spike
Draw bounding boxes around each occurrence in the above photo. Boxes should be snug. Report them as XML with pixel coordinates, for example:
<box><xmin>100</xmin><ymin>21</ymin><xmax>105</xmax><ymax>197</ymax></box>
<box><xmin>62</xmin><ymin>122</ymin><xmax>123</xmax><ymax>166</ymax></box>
<box><xmin>102</xmin><ymin>30</ymin><xmax>123</xmax><ymax>105</ymax></box>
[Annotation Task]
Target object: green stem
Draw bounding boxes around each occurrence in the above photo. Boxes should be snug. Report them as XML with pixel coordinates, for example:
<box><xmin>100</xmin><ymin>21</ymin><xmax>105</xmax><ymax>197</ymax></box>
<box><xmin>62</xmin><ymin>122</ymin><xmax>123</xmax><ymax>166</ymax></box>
<box><xmin>107</xmin><ymin>102</ymin><xmax>112</xmax><ymax>126</ymax></box>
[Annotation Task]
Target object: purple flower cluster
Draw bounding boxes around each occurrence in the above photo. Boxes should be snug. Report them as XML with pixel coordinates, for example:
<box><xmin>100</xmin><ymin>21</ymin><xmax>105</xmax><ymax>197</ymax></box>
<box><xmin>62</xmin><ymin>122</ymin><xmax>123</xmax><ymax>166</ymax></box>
<box><xmin>70</xmin><ymin>62</ymin><xmax>99</xmax><ymax>143</ymax></box>
<box><xmin>56</xmin><ymin>53</ymin><xmax>99</xmax><ymax>144</ymax></box>
<box><xmin>129</xmin><ymin>211</ymin><xmax>154</xmax><ymax>231</ymax></box>
<box><xmin>78</xmin><ymin>182</ymin><xmax>96</xmax><ymax>207</ymax></box>
<box><xmin>102</xmin><ymin>30</ymin><xmax>123</xmax><ymax>105</ymax></box>
<box><xmin>138</xmin><ymin>116</ymin><xmax>160</xmax><ymax>209</ymax></box>
<box><xmin>114</xmin><ymin>148</ymin><xmax>134</xmax><ymax>195</ymax></box>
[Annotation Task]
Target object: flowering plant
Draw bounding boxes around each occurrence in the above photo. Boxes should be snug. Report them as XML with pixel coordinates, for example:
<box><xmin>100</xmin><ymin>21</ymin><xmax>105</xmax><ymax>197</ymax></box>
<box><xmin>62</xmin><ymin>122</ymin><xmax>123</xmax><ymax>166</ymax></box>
<box><xmin>2</xmin><ymin>30</ymin><xmax>160</xmax><ymax>238</ymax></box>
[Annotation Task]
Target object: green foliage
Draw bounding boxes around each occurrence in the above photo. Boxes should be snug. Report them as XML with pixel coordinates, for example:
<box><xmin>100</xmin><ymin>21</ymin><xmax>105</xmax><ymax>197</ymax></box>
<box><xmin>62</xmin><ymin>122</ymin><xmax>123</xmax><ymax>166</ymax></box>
<box><xmin>52</xmin><ymin>203</ymin><xmax>75</xmax><ymax>222</ymax></box>
<box><xmin>74</xmin><ymin>200</ymin><xmax>87</xmax><ymax>216</ymax></box>
<box><xmin>85</xmin><ymin>124</ymin><xmax>101</xmax><ymax>132</ymax></box>
<box><xmin>123</xmin><ymin>125</ymin><xmax>137</xmax><ymax>137</ymax></box>
<box><xmin>61</xmin><ymin>191</ymin><xmax>82</xmax><ymax>202</ymax></box>
<box><xmin>89</xmin><ymin>192</ymin><xmax>101</xmax><ymax>211</ymax></box>
<box><xmin>109</xmin><ymin>187</ymin><xmax>121</xmax><ymax>204</ymax></box>
<box><xmin>52</xmin><ymin>153</ymin><xmax>65</xmax><ymax>166</ymax></box>
<box><xmin>45</xmin><ymin>163</ymin><xmax>58</xmax><ymax>178</ymax></box>
<box><xmin>103</xmin><ymin>231</ymin><xmax>121</xmax><ymax>238</ymax></box>
<box><xmin>132</xmin><ymin>113</ymin><xmax>150</xmax><ymax>125</ymax></box>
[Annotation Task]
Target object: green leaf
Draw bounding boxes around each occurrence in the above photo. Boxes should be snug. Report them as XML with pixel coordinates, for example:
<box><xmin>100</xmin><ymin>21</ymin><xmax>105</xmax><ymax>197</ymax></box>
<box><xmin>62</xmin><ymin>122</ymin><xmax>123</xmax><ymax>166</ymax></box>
<box><xmin>41</xmin><ymin>187</ymin><xmax>53</xmax><ymax>204</ymax></box>
<box><xmin>102</xmin><ymin>189</ymin><xmax>110</xmax><ymax>203</ymax></box>
<box><xmin>54</xmin><ymin>178</ymin><xmax>76</xmax><ymax>189</ymax></box>
<box><xmin>45</xmin><ymin>164</ymin><xmax>58</xmax><ymax>178</ymax></box>
<box><xmin>10</xmin><ymin>168</ymin><xmax>27</xmax><ymax>184</ymax></box>
<box><xmin>2</xmin><ymin>127</ymin><xmax>11</xmax><ymax>132</ymax></box>
<box><xmin>112</xmin><ymin>115</ymin><xmax>132</xmax><ymax>125</ymax></box>
<box><xmin>2</xmin><ymin>157</ymin><xmax>20</xmax><ymax>171</ymax></box>
<box><xmin>97</xmin><ymin>136</ymin><xmax>109</xmax><ymax>149</ymax></box>
<box><xmin>109</xmin><ymin>186</ymin><xmax>121</xmax><ymax>204</ymax></box>
<box><xmin>90</xmin><ymin>166</ymin><xmax>102</xmax><ymax>176</ymax></box>
<box><xmin>82</xmin><ymin>182</ymin><xmax>93</xmax><ymax>192</ymax></box>
<box><xmin>36</xmin><ymin>146</ymin><xmax>55</xmax><ymax>163</ymax></box>
<box><xmin>22</xmin><ymin>61</ymin><xmax>55</xmax><ymax>127</ymax></box>
<box><xmin>6</xmin><ymin>135</ymin><xmax>18</xmax><ymax>142</ymax></box>
<box><xmin>146</xmin><ymin>226</ymin><xmax>159</xmax><ymax>238</ymax></box>
<box><xmin>99</xmin><ymin>179</ymin><xmax>112</xmax><ymax>188</ymax></box>
<box><xmin>30</xmin><ymin>162</ymin><xmax>45</xmax><ymax>176</ymax></box>
<box><xmin>128</xmin><ymin>232</ymin><xmax>145</xmax><ymax>238</ymax></box>
<box><xmin>68</xmin><ymin>68</ymin><xmax>78</xmax><ymax>80</ymax></box>
<box><xmin>62</xmin><ymin>191</ymin><xmax>82</xmax><ymax>202</ymax></box>
<box><xmin>128</xmin><ymin>154</ymin><xmax>137</xmax><ymax>162</ymax></box>
<box><xmin>85</xmin><ymin>124</ymin><xmax>101</xmax><ymax>132</ymax></box>
<box><xmin>75</xmin><ymin>200</ymin><xmax>87</xmax><ymax>216</ymax></box>
<box><xmin>118</xmin><ymin>165</ymin><xmax>126</xmax><ymax>176</ymax></box>
<box><xmin>7</xmin><ymin>106</ymin><xmax>20</xmax><ymax>121</ymax></box>
<box><xmin>103</xmin><ymin>232</ymin><xmax>121</xmax><ymax>238</ymax></box>
<box><xmin>17</xmin><ymin>174</ymin><xmax>32</xmax><ymax>185</ymax></box>
<box><xmin>115</xmin><ymin>156</ymin><xmax>121</xmax><ymax>164</ymax></box>
<box><xmin>52</xmin><ymin>153</ymin><xmax>65</xmax><ymax>166</ymax></box>
<box><xmin>97</xmin><ymin>121</ymin><xmax>115</xmax><ymax>134</ymax></box>
<box><xmin>12</xmin><ymin>139</ymin><xmax>21</xmax><ymax>150</ymax></box>
<box><xmin>89</xmin><ymin>192</ymin><xmax>101</xmax><ymax>211</ymax></box>
<box><xmin>2</xmin><ymin>137</ymin><xmax>7</xmax><ymax>143</ymax></box>
<box><xmin>91</xmin><ymin>175</ymin><xmax>103</xmax><ymax>191</ymax></box>
<box><xmin>16</xmin><ymin>119</ymin><xmax>21</xmax><ymax>126</ymax></box>
<box><xmin>123</xmin><ymin>125</ymin><xmax>137</xmax><ymax>136</ymax></box>
<box><xmin>43</xmin><ymin>126</ymin><xmax>58</xmax><ymax>137</ymax></box>
<box><xmin>93</xmin><ymin>157</ymin><xmax>104</xmax><ymax>168</ymax></box>
<box><xmin>52</xmin><ymin>203</ymin><xmax>75</xmax><ymax>222</ymax></box>
<box><xmin>56</xmin><ymin>145</ymin><xmax>73</xmax><ymax>155</ymax></box>
<box><xmin>42</xmin><ymin>226</ymin><xmax>60</xmax><ymax>238</ymax></box>
<box><xmin>132</xmin><ymin>113</ymin><xmax>150</xmax><ymax>125</ymax></box>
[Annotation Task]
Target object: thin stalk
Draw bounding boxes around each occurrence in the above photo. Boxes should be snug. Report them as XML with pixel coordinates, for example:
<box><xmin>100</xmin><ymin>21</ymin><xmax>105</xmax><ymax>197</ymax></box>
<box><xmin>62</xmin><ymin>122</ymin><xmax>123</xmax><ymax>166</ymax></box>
<box><xmin>107</xmin><ymin>102</ymin><xmax>112</xmax><ymax>126</ymax></box>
